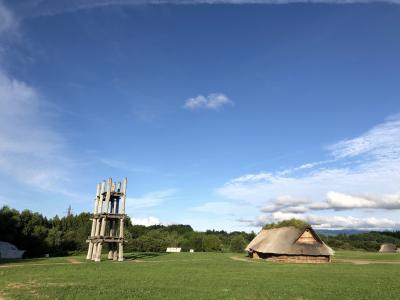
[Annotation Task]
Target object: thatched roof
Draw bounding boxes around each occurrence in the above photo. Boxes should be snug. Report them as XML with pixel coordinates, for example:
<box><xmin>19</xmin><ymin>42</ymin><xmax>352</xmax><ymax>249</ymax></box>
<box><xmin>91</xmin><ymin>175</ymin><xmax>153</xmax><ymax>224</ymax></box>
<box><xmin>379</xmin><ymin>243</ymin><xmax>397</xmax><ymax>253</ymax></box>
<box><xmin>246</xmin><ymin>226</ymin><xmax>334</xmax><ymax>256</ymax></box>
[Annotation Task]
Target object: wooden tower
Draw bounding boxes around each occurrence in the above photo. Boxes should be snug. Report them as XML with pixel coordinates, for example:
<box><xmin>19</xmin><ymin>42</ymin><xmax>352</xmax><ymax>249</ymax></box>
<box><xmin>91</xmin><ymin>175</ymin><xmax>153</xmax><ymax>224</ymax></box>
<box><xmin>86</xmin><ymin>177</ymin><xmax>127</xmax><ymax>262</ymax></box>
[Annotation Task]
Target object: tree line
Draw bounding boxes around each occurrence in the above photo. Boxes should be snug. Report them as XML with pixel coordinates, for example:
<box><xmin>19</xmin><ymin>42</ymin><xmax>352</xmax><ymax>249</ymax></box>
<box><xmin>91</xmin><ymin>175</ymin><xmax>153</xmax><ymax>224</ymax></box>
<box><xmin>1</xmin><ymin>206</ymin><xmax>399</xmax><ymax>258</ymax></box>
<box><xmin>0</xmin><ymin>206</ymin><xmax>254</xmax><ymax>257</ymax></box>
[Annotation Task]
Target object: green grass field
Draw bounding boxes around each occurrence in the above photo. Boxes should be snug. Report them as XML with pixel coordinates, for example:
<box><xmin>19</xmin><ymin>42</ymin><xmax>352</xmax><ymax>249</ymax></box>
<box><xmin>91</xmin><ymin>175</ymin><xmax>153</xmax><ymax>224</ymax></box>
<box><xmin>1</xmin><ymin>251</ymin><xmax>399</xmax><ymax>299</ymax></box>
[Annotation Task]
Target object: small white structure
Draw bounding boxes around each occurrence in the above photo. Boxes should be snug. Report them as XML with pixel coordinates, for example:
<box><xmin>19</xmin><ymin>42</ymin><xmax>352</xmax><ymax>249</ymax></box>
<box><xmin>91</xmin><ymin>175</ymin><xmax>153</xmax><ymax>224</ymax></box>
<box><xmin>189</xmin><ymin>249</ymin><xmax>194</xmax><ymax>253</ymax></box>
<box><xmin>166</xmin><ymin>247</ymin><xmax>182</xmax><ymax>253</ymax></box>
<box><xmin>0</xmin><ymin>242</ymin><xmax>25</xmax><ymax>259</ymax></box>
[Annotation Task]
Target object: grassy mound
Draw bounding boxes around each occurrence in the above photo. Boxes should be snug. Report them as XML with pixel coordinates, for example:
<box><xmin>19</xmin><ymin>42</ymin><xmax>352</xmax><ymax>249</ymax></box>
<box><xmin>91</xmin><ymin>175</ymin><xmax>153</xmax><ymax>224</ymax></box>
<box><xmin>263</xmin><ymin>218</ymin><xmax>310</xmax><ymax>230</ymax></box>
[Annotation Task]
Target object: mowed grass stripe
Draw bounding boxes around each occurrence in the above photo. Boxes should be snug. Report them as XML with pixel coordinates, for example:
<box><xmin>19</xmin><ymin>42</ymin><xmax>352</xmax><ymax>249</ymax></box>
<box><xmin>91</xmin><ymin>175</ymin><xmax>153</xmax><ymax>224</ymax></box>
<box><xmin>0</xmin><ymin>251</ymin><xmax>399</xmax><ymax>299</ymax></box>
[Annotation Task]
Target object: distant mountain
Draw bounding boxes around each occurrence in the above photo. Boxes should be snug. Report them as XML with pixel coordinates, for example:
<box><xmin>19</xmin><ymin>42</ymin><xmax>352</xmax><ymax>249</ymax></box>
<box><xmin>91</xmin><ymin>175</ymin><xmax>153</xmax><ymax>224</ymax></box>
<box><xmin>316</xmin><ymin>229</ymin><xmax>370</xmax><ymax>236</ymax></box>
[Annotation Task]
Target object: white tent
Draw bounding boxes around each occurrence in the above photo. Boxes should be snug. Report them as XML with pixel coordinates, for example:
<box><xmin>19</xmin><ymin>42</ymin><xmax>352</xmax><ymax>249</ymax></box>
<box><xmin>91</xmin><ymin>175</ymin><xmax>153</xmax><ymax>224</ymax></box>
<box><xmin>0</xmin><ymin>241</ymin><xmax>25</xmax><ymax>259</ymax></box>
<box><xmin>166</xmin><ymin>247</ymin><xmax>181</xmax><ymax>253</ymax></box>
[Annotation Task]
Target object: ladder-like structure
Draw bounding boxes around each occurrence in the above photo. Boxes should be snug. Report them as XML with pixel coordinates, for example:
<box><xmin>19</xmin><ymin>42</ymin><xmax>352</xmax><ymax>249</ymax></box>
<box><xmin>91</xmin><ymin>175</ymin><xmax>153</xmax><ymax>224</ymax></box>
<box><xmin>86</xmin><ymin>177</ymin><xmax>127</xmax><ymax>262</ymax></box>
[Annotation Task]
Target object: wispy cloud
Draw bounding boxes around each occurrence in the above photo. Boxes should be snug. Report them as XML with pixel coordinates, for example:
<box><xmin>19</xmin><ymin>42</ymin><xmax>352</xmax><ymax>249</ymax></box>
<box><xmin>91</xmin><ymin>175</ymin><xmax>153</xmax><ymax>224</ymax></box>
<box><xmin>0</xmin><ymin>1</ymin><xmax>73</xmax><ymax>197</ymax></box>
<box><xmin>329</xmin><ymin>117</ymin><xmax>400</xmax><ymax>160</ymax></box>
<box><xmin>260</xmin><ymin>191</ymin><xmax>400</xmax><ymax>213</ymax></box>
<box><xmin>11</xmin><ymin>0</ymin><xmax>400</xmax><ymax>20</ymax></box>
<box><xmin>261</xmin><ymin>195</ymin><xmax>309</xmax><ymax>213</ymax></box>
<box><xmin>99</xmin><ymin>158</ymin><xmax>154</xmax><ymax>174</ymax></box>
<box><xmin>183</xmin><ymin>93</ymin><xmax>233</xmax><ymax>111</ymax></box>
<box><xmin>0</xmin><ymin>66</ymin><xmax>73</xmax><ymax>193</ymax></box>
<box><xmin>0</xmin><ymin>1</ymin><xmax>17</xmax><ymax>34</ymax></box>
<box><xmin>191</xmin><ymin>201</ymin><xmax>245</xmax><ymax>215</ymax></box>
<box><xmin>126</xmin><ymin>189</ymin><xmax>176</xmax><ymax>211</ymax></box>
<box><xmin>239</xmin><ymin>212</ymin><xmax>400</xmax><ymax>230</ymax></box>
<box><xmin>218</xmin><ymin>116</ymin><xmax>400</xmax><ymax>229</ymax></box>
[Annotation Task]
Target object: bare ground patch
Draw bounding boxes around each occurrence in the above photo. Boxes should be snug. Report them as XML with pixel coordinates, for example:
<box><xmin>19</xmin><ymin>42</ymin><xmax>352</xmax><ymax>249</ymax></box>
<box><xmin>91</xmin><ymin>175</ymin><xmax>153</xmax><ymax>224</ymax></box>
<box><xmin>5</xmin><ymin>280</ymin><xmax>41</xmax><ymax>298</ymax></box>
<box><xmin>66</xmin><ymin>258</ymin><xmax>82</xmax><ymax>264</ymax></box>
<box><xmin>0</xmin><ymin>258</ymin><xmax>84</xmax><ymax>269</ymax></box>
<box><xmin>230</xmin><ymin>256</ymin><xmax>254</xmax><ymax>263</ymax></box>
<box><xmin>4</xmin><ymin>279</ymin><xmax>79</xmax><ymax>299</ymax></box>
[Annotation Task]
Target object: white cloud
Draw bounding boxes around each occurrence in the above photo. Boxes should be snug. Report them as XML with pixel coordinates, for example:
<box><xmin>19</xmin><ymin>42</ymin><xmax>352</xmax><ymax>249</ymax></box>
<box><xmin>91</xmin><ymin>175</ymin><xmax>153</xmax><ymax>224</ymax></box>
<box><xmin>261</xmin><ymin>196</ymin><xmax>309</xmax><ymax>213</ymax></box>
<box><xmin>183</xmin><ymin>93</ymin><xmax>232</xmax><ymax>111</ymax></box>
<box><xmin>219</xmin><ymin>116</ymin><xmax>400</xmax><ymax>229</ymax></box>
<box><xmin>131</xmin><ymin>216</ymin><xmax>161</xmax><ymax>226</ymax></box>
<box><xmin>219</xmin><ymin>117</ymin><xmax>400</xmax><ymax>206</ymax></box>
<box><xmin>0</xmin><ymin>69</ymin><xmax>72</xmax><ymax>193</ymax></box>
<box><xmin>99</xmin><ymin>158</ymin><xmax>153</xmax><ymax>174</ymax></box>
<box><xmin>322</xmin><ymin>191</ymin><xmax>400</xmax><ymax>210</ymax></box>
<box><xmin>258</xmin><ymin>191</ymin><xmax>400</xmax><ymax>214</ymax></box>
<box><xmin>329</xmin><ymin>117</ymin><xmax>400</xmax><ymax>160</ymax></box>
<box><xmin>191</xmin><ymin>201</ymin><xmax>244</xmax><ymax>215</ymax></box>
<box><xmin>230</xmin><ymin>172</ymin><xmax>274</xmax><ymax>184</ymax></box>
<box><xmin>241</xmin><ymin>212</ymin><xmax>400</xmax><ymax>230</ymax></box>
<box><xmin>0</xmin><ymin>1</ymin><xmax>74</xmax><ymax>197</ymax></box>
<box><xmin>14</xmin><ymin>0</ymin><xmax>400</xmax><ymax>20</ymax></box>
<box><xmin>0</xmin><ymin>1</ymin><xmax>16</xmax><ymax>34</ymax></box>
<box><xmin>126</xmin><ymin>189</ymin><xmax>176</xmax><ymax>210</ymax></box>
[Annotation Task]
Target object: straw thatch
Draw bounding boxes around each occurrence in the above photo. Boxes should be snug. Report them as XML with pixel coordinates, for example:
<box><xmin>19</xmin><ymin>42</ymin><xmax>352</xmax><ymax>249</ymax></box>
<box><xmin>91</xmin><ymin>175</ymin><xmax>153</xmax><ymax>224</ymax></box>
<box><xmin>246</xmin><ymin>226</ymin><xmax>334</xmax><ymax>263</ymax></box>
<box><xmin>379</xmin><ymin>243</ymin><xmax>397</xmax><ymax>253</ymax></box>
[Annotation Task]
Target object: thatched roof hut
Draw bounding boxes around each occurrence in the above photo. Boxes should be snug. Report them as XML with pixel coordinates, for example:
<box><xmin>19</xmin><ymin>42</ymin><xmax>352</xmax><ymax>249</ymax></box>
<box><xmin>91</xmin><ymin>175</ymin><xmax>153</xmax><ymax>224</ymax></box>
<box><xmin>246</xmin><ymin>226</ymin><xmax>334</xmax><ymax>263</ymax></box>
<box><xmin>379</xmin><ymin>243</ymin><xmax>397</xmax><ymax>253</ymax></box>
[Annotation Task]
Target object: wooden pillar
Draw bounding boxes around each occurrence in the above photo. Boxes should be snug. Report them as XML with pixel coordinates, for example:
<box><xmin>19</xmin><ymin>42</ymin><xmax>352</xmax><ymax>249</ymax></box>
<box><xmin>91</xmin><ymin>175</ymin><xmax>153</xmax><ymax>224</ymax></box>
<box><xmin>99</xmin><ymin>178</ymin><xmax>112</xmax><ymax>237</ymax></box>
<box><xmin>113</xmin><ymin>183</ymin><xmax>121</xmax><ymax>261</ymax></box>
<box><xmin>118</xmin><ymin>177</ymin><xmax>127</xmax><ymax>261</ymax></box>
<box><xmin>108</xmin><ymin>244</ymin><xmax>114</xmax><ymax>260</ymax></box>
<box><xmin>95</xmin><ymin>181</ymin><xmax>106</xmax><ymax>237</ymax></box>
<box><xmin>91</xmin><ymin>242</ymin><xmax>98</xmax><ymax>260</ymax></box>
<box><xmin>93</xmin><ymin>181</ymin><xmax>105</xmax><ymax>261</ymax></box>
<box><xmin>96</xmin><ymin>179</ymin><xmax>111</xmax><ymax>262</ymax></box>
<box><xmin>99</xmin><ymin>178</ymin><xmax>112</xmax><ymax>236</ymax></box>
<box><xmin>108</xmin><ymin>183</ymin><xmax>116</xmax><ymax>260</ymax></box>
<box><xmin>86</xmin><ymin>183</ymin><xmax>101</xmax><ymax>260</ymax></box>
<box><xmin>113</xmin><ymin>244</ymin><xmax>118</xmax><ymax>261</ymax></box>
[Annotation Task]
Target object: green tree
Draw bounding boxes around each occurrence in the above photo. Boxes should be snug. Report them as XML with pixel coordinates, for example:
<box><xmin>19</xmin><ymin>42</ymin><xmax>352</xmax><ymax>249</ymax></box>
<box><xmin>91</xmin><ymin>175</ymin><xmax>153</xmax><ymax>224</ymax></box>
<box><xmin>46</xmin><ymin>227</ymin><xmax>63</xmax><ymax>248</ymax></box>
<box><xmin>230</xmin><ymin>235</ymin><xmax>247</xmax><ymax>253</ymax></box>
<box><xmin>202</xmin><ymin>235</ymin><xmax>222</xmax><ymax>252</ymax></box>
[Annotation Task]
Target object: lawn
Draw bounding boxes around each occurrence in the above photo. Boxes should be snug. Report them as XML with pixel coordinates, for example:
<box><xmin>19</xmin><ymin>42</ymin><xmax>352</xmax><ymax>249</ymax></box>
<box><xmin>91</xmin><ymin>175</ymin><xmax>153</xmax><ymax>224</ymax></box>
<box><xmin>1</xmin><ymin>251</ymin><xmax>399</xmax><ymax>299</ymax></box>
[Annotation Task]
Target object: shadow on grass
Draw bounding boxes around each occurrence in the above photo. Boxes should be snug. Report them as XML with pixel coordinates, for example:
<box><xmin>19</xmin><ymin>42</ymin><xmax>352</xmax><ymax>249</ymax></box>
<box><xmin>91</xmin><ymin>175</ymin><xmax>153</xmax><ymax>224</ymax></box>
<box><xmin>0</xmin><ymin>257</ymin><xmax>49</xmax><ymax>265</ymax></box>
<box><xmin>124</xmin><ymin>252</ymin><xmax>170</xmax><ymax>261</ymax></box>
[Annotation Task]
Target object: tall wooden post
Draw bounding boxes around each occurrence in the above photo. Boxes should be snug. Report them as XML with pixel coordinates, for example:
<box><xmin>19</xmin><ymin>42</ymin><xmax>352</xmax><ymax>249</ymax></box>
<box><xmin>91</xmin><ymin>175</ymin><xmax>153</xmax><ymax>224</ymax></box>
<box><xmin>118</xmin><ymin>177</ymin><xmax>127</xmax><ymax>261</ymax></box>
<box><xmin>108</xmin><ymin>183</ymin><xmax>116</xmax><ymax>260</ymax></box>
<box><xmin>86</xmin><ymin>183</ymin><xmax>100</xmax><ymax>259</ymax></box>
<box><xmin>96</xmin><ymin>178</ymin><xmax>112</xmax><ymax>262</ymax></box>
<box><xmin>92</xmin><ymin>181</ymin><xmax>105</xmax><ymax>261</ymax></box>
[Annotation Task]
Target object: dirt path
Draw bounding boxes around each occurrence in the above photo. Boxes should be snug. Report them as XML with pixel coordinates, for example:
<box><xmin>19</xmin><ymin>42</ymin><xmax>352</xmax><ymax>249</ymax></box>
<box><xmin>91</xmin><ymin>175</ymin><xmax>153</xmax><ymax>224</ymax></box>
<box><xmin>67</xmin><ymin>258</ymin><xmax>82</xmax><ymax>264</ymax></box>
<box><xmin>230</xmin><ymin>256</ymin><xmax>254</xmax><ymax>263</ymax></box>
<box><xmin>0</xmin><ymin>258</ymin><xmax>83</xmax><ymax>268</ymax></box>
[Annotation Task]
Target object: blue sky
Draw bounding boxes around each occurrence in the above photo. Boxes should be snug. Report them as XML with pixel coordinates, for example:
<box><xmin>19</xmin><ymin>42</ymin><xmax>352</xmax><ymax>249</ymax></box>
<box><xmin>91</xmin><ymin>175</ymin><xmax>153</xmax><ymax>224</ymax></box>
<box><xmin>0</xmin><ymin>0</ymin><xmax>400</xmax><ymax>231</ymax></box>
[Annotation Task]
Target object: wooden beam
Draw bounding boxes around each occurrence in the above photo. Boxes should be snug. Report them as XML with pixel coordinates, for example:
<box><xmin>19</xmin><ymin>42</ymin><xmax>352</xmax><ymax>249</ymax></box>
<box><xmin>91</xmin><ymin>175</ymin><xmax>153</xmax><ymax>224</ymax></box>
<box><xmin>86</xmin><ymin>182</ymin><xmax>101</xmax><ymax>260</ymax></box>
<box><xmin>118</xmin><ymin>177</ymin><xmax>127</xmax><ymax>261</ymax></box>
